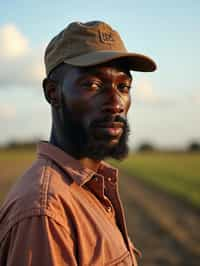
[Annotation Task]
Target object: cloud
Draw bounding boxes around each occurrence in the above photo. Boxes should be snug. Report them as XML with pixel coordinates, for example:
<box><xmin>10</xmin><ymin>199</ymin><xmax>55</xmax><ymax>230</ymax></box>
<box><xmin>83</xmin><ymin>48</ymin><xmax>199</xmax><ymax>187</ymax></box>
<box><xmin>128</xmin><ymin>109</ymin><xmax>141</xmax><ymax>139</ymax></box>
<box><xmin>190</xmin><ymin>93</ymin><xmax>200</xmax><ymax>105</ymax></box>
<box><xmin>134</xmin><ymin>78</ymin><xmax>158</xmax><ymax>104</ymax></box>
<box><xmin>0</xmin><ymin>24</ymin><xmax>29</xmax><ymax>58</ymax></box>
<box><xmin>0</xmin><ymin>104</ymin><xmax>16</xmax><ymax>119</ymax></box>
<box><xmin>133</xmin><ymin>78</ymin><xmax>179</xmax><ymax>106</ymax></box>
<box><xmin>0</xmin><ymin>24</ymin><xmax>45</xmax><ymax>89</ymax></box>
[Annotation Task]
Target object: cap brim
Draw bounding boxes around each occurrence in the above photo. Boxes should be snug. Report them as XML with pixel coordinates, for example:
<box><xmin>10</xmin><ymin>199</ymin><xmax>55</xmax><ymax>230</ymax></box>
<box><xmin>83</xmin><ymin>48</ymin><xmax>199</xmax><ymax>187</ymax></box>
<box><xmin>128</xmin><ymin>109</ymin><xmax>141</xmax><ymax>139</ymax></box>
<box><xmin>64</xmin><ymin>50</ymin><xmax>157</xmax><ymax>72</ymax></box>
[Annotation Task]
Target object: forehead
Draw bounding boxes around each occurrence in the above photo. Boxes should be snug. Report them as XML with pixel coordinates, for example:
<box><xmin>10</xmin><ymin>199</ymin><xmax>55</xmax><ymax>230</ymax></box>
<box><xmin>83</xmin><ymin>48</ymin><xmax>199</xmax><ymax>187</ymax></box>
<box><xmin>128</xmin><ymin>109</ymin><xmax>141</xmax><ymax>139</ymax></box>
<box><xmin>65</xmin><ymin>61</ymin><xmax>132</xmax><ymax>81</ymax></box>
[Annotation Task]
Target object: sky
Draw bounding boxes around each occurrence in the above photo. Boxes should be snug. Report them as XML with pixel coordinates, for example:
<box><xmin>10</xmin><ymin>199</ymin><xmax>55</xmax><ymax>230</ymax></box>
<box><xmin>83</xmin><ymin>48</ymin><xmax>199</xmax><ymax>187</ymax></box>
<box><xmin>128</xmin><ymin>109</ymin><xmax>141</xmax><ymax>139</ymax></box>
<box><xmin>0</xmin><ymin>0</ymin><xmax>199</xmax><ymax>149</ymax></box>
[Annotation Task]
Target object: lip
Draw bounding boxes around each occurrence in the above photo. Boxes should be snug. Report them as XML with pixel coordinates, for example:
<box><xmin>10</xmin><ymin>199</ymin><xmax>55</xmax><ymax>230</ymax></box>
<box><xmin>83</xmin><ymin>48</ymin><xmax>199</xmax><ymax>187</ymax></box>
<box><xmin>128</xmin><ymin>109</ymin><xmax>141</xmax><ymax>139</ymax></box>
<box><xmin>103</xmin><ymin>127</ymin><xmax>123</xmax><ymax>137</ymax></box>
<box><xmin>93</xmin><ymin>122</ymin><xmax>124</xmax><ymax>129</ymax></box>
<box><xmin>93</xmin><ymin>122</ymin><xmax>124</xmax><ymax>137</ymax></box>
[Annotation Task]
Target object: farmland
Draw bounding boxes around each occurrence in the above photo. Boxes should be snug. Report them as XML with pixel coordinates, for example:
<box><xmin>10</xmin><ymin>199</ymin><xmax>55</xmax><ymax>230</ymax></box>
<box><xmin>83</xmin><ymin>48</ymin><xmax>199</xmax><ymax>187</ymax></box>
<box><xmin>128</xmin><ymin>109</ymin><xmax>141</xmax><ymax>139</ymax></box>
<box><xmin>111</xmin><ymin>152</ymin><xmax>200</xmax><ymax>208</ymax></box>
<box><xmin>1</xmin><ymin>149</ymin><xmax>199</xmax><ymax>207</ymax></box>
<box><xmin>0</xmin><ymin>148</ymin><xmax>36</xmax><ymax>202</ymax></box>
<box><xmin>0</xmin><ymin>148</ymin><xmax>200</xmax><ymax>265</ymax></box>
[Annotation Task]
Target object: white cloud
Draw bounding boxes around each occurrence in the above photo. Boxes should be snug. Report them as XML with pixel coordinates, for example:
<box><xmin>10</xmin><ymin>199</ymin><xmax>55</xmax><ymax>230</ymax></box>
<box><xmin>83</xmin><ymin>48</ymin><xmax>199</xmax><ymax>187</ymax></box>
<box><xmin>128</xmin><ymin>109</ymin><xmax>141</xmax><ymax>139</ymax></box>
<box><xmin>0</xmin><ymin>104</ymin><xmax>16</xmax><ymax>119</ymax></box>
<box><xmin>133</xmin><ymin>78</ymin><xmax>178</xmax><ymax>106</ymax></box>
<box><xmin>0</xmin><ymin>101</ymin><xmax>51</xmax><ymax>144</ymax></box>
<box><xmin>134</xmin><ymin>78</ymin><xmax>158</xmax><ymax>103</ymax></box>
<box><xmin>191</xmin><ymin>93</ymin><xmax>200</xmax><ymax>105</ymax></box>
<box><xmin>0</xmin><ymin>24</ymin><xmax>29</xmax><ymax>58</ymax></box>
<box><xmin>0</xmin><ymin>24</ymin><xmax>45</xmax><ymax>88</ymax></box>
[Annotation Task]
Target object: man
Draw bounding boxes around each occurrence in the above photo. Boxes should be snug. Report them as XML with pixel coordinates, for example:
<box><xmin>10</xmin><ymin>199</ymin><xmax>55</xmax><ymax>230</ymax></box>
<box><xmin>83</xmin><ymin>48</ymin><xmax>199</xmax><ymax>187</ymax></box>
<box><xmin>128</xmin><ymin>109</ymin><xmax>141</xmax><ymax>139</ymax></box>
<box><xmin>0</xmin><ymin>21</ymin><xmax>156</xmax><ymax>265</ymax></box>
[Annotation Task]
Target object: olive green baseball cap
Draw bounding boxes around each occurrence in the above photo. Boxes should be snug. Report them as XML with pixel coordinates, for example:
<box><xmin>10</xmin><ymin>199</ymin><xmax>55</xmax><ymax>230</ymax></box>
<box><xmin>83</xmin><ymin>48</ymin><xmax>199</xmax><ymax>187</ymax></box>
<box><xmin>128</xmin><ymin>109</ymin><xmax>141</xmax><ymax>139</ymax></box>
<box><xmin>44</xmin><ymin>21</ymin><xmax>157</xmax><ymax>76</ymax></box>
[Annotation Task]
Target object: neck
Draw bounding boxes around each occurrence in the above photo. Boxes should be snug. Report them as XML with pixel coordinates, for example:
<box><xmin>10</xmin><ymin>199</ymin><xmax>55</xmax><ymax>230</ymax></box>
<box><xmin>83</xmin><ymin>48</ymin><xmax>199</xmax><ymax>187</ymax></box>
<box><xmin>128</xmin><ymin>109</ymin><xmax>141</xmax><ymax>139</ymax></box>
<box><xmin>79</xmin><ymin>158</ymin><xmax>101</xmax><ymax>172</ymax></box>
<box><xmin>49</xmin><ymin>127</ymin><xmax>101</xmax><ymax>172</ymax></box>
<box><xmin>50</xmin><ymin>126</ymin><xmax>74</xmax><ymax>157</ymax></box>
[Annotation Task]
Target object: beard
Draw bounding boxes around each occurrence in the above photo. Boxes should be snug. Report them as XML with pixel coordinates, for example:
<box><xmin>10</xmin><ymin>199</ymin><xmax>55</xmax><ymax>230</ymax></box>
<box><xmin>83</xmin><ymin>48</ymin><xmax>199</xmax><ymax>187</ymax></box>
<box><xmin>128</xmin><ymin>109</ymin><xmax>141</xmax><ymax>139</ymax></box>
<box><xmin>84</xmin><ymin>115</ymin><xmax>130</xmax><ymax>160</ymax></box>
<box><xmin>59</xmin><ymin>107</ymin><xmax>130</xmax><ymax>161</ymax></box>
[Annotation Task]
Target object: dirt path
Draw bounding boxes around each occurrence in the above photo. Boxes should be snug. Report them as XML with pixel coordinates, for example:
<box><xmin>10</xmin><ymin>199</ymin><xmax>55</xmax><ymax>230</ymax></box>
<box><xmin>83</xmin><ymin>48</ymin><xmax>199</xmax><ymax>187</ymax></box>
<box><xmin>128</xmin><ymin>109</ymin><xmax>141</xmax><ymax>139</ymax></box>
<box><xmin>119</xmin><ymin>174</ymin><xmax>200</xmax><ymax>266</ymax></box>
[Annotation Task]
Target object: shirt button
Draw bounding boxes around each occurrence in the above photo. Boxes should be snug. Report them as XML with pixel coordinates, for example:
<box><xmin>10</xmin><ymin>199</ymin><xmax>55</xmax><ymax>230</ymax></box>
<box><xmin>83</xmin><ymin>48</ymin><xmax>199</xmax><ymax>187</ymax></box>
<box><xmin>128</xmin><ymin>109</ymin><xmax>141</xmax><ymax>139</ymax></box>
<box><xmin>107</xmin><ymin>177</ymin><xmax>112</xmax><ymax>182</ymax></box>
<box><xmin>106</xmin><ymin>206</ymin><xmax>112</xmax><ymax>212</ymax></box>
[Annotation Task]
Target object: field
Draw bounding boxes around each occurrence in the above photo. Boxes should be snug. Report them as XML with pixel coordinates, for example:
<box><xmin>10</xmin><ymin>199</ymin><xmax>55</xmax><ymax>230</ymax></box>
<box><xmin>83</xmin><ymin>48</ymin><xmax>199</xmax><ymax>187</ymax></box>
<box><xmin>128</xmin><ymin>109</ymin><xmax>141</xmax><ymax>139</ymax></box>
<box><xmin>0</xmin><ymin>148</ymin><xmax>36</xmax><ymax>202</ymax></box>
<box><xmin>0</xmin><ymin>148</ymin><xmax>200</xmax><ymax>265</ymax></box>
<box><xmin>1</xmin><ymin>149</ymin><xmax>200</xmax><ymax>206</ymax></box>
<box><xmin>111</xmin><ymin>152</ymin><xmax>200</xmax><ymax>208</ymax></box>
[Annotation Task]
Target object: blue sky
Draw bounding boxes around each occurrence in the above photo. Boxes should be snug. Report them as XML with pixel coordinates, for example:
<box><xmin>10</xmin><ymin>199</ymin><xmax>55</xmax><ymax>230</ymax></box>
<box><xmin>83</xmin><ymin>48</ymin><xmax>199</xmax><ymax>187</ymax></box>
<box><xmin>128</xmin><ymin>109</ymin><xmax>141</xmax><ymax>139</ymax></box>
<box><xmin>0</xmin><ymin>0</ymin><xmax>199</xmax><ymax>149</ymax></box>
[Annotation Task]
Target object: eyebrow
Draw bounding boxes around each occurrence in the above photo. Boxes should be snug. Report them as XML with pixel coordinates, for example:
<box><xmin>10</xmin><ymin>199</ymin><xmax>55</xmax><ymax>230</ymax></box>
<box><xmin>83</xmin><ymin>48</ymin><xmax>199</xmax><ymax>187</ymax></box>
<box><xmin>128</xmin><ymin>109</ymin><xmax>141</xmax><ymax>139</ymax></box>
<box><xmin>80</xmin><ymin>68</ymin><xmax>132</xmax><ymax>81</ymax></box>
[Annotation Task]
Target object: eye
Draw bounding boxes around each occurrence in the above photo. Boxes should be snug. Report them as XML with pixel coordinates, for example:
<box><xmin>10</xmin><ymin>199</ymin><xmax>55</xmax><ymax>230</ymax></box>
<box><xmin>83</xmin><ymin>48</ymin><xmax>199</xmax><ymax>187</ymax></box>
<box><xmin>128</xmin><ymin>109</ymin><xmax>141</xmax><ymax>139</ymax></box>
<box><xmin>81</xmin><ymin>80</ymin><xmax>103</xmax><ymax>91</ymax></box>
<box><xmin>118</xmin><ymin>83</ymin><xmax>131</xmax><ymax>93</ymax></box>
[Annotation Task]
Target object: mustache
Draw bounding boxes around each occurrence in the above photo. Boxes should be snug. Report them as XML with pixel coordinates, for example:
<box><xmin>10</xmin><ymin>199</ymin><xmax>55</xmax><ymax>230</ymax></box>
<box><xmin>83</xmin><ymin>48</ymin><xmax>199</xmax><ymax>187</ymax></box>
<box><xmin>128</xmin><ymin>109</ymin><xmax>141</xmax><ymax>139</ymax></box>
<box><xmin>91</xmin><ymin>115</ymin><xmax>127</xmax><ymax>127</ymax></box>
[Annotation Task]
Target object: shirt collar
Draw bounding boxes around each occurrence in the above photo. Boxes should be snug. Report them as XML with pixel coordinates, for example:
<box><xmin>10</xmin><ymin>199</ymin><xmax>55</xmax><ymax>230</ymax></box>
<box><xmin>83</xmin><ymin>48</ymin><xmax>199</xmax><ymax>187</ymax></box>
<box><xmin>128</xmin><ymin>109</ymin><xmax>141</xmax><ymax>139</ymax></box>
<box><xmin>37</xmin><ymin>141</ymin><xmax>118</xmax><ymax>186</ymax></box>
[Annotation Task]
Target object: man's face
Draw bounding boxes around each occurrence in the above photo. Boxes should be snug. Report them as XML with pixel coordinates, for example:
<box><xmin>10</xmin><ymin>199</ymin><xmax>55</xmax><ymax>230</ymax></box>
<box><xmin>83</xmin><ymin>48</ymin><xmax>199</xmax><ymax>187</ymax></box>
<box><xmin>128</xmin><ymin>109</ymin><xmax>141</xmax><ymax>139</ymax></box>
<box><xmin>58</xmin><ymin>62</ymin><xmax>132</xmax><ymax>160</ymax></box>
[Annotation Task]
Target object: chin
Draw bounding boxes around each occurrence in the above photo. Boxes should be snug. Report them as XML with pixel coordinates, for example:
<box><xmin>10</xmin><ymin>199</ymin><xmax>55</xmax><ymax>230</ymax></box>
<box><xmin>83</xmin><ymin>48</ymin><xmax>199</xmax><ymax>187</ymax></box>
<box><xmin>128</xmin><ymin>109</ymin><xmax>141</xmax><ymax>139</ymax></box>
<box><xmin>79</xmin><ymin>121</ymin><xmax>130</xmax><ymax>160</ymax></box>
<box><xmin>83</xmin><ymin>135</ymin><xmax>128</xmax><ymax>161</ymax></box>
<box><xmin>104</xmin><ymin>139</ymin><xmax>121</xmax><ymax>148</ymax></box>
<box><xmin>94</xmin><ymin>135</ymin><xmax>121</xmax><ymax>147</ymax></box>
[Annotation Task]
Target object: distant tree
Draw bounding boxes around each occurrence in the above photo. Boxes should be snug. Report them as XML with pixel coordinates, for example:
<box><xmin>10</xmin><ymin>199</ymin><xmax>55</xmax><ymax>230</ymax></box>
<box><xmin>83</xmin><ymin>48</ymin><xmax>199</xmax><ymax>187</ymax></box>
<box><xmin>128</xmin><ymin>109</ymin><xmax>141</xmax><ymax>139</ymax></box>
<box><xmin>4</xmin><ymin>139</ymin><xmax>39</xmax><ymax>150</ymax></box>
<box><xmin>137</xmin><ymin>142</ymin><xmax>155</xmax><ymax>152</ymax></box>
<box><xmin>188</xmin><ymin>142</ymin><xmax>200</xmax><ymax>152</ymax></box>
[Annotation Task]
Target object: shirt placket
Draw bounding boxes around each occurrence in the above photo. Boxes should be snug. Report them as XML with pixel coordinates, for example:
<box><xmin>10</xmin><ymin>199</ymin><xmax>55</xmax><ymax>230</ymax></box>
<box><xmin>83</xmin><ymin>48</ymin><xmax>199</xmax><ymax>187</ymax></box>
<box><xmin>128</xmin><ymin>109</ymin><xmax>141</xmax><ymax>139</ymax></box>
<box><xmin>104</xmin><ymin>178</ymin><xmax>138</xmax><ymax>265</ymax></box>
<box><xmin>84</xmin><ymin>175</ymin><xmax>116</xmax><ymax>219</ymax></box>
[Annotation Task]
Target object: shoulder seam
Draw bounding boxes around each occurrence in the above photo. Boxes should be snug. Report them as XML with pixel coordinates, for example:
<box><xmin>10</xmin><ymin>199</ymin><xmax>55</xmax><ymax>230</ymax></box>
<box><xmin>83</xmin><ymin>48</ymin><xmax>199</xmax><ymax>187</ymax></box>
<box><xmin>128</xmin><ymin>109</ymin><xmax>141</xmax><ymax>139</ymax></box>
<box><xmin>40</xmin><ymin>159</ymin><xmax>52</xmax><ymax>208</ymax></box>
<box><xmin>0</xmin><ymin>208</ymin><xmax>71</xmax><ymax>244</ymax></box>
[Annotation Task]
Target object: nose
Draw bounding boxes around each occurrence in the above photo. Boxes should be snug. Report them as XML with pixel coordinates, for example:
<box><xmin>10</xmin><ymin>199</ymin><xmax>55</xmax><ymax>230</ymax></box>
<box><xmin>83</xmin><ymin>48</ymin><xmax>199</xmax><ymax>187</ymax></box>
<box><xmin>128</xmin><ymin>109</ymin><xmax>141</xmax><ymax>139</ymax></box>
<box><xmin>102</xmin><ymin>89</ymin><xmax>124</xmax><ymax>114</ymax></box>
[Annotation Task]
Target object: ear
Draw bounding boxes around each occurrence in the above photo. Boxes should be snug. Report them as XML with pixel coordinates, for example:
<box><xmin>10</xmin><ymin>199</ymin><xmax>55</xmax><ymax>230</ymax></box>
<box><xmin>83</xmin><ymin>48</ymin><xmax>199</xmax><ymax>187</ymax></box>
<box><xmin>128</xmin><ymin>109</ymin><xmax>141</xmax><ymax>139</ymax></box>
<box><xmin>43</xmin><ymin>78</ymin><xmax>61</xmax><ymax>108</ymax></box>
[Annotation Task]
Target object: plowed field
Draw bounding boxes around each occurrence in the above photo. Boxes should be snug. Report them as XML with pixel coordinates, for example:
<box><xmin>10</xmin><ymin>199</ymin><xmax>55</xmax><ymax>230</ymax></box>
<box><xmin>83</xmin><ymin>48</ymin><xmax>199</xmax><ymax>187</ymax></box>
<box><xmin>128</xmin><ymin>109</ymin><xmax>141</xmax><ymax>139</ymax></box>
<box><xmin>119</xmin><ymin>175</ymin><xmax>200</xmax><ymax>265</ymax></box>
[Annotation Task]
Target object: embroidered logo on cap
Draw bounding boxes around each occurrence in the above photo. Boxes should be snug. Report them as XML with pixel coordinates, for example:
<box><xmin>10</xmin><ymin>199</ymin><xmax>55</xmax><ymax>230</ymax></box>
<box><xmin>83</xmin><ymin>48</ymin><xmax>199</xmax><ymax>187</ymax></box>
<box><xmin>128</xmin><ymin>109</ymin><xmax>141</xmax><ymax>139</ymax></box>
<box><xmin>99</xmin><ymin>30</ymin><xmax>114</xmax><ymax>44</ymax></box>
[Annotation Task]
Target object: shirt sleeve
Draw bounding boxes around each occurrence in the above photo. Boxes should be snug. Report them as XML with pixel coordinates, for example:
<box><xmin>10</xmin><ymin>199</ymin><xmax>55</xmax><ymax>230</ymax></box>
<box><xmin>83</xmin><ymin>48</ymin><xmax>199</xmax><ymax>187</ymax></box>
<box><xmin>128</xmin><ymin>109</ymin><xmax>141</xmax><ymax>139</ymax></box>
<box><xmin>0</xmin><ymin>215</ymin><xmax>78</xmax><ymax>266</ymax></box>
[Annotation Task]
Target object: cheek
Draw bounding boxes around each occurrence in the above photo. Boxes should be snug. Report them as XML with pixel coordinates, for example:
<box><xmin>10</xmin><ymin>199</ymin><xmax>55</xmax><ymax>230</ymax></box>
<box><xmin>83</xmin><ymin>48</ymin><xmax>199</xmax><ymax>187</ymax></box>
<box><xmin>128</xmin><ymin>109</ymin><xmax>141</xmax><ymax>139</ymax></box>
<box><xmin>63</xmin><ymin>91</ymin><xmax>89</xmax><ymax>116</ymax></box>
<box><xmin>123</xmin><ymin>95</ymin><xmax>131</xmax><ymax>115</ymax></box>
<box><xmin>63</xmin><ymin>94</ymin><xmax>96</xmax><ymax>128</ymax></box>
<box><xmin>69</xmin><ymin>100</ymin><xmax>88</xmax><ymax>115</ymax></box>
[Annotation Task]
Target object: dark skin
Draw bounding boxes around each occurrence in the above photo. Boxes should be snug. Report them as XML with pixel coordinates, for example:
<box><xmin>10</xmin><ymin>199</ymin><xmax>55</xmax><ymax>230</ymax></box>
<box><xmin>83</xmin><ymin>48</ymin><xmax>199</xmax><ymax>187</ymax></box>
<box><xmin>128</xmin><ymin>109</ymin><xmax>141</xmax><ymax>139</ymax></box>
<box><xmin>43</xmin><ymin>62</ymin><xmax>132</xmax><ymax>171</ymax></box>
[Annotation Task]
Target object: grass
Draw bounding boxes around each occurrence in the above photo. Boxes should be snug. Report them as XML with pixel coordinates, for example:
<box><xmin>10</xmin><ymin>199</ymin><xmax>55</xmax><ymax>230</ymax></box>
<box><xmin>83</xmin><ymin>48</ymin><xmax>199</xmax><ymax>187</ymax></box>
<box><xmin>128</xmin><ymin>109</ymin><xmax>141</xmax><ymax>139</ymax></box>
<box><xmin>0</xmin><ymin>148</ymin><xmax>36</xmax><ymax>202</ymax></box>
<box><xmin>111</xmin><ymin>152</ymin><xmax>200</xmax><ymax>208</ymax></box>
<box><xmin>1</xmin><ymin>148</ymin><xmax>200</xmax><ymax>209</ymax></box>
